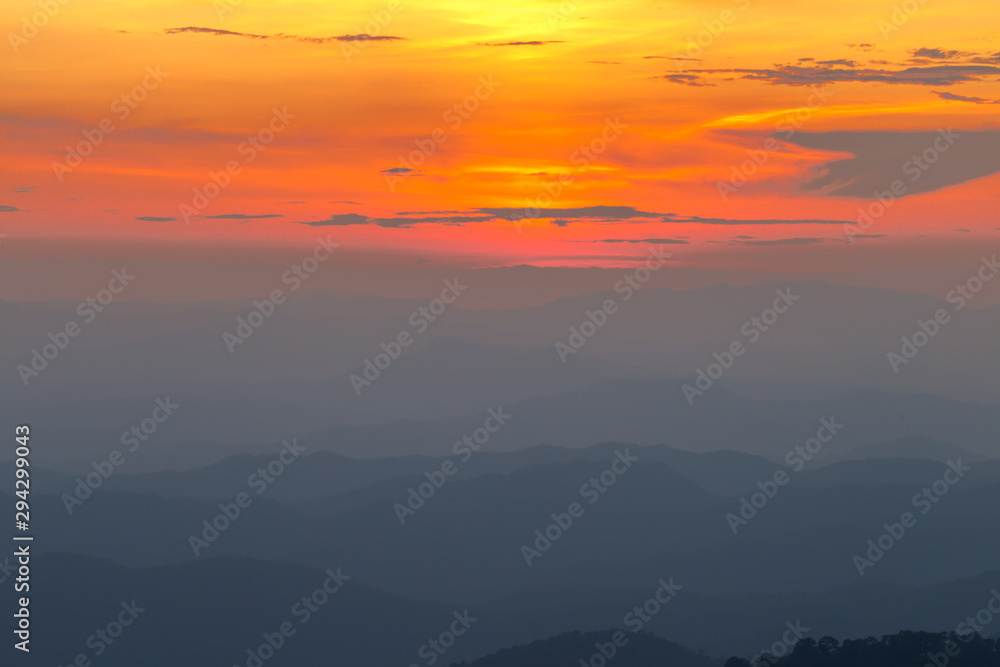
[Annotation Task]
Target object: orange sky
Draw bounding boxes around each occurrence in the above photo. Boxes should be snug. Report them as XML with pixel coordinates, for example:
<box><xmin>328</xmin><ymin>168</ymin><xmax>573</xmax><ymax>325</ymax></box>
<box><xmin>2</xmin><ymin>0</ymin><xmax>999</xmax><ymax>267</ymax></box>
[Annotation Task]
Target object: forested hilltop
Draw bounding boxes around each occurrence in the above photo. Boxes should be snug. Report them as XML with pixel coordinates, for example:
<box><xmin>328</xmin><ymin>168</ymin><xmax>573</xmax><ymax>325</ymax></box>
<box><xmin>452</xmin><ymin>630</ymin><xmax>1000</xmax><ymax>667</ymax></box>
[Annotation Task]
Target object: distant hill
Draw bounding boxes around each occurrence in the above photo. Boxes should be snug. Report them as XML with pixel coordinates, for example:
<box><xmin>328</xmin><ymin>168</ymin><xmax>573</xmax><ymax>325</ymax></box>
<box><xmin>454</xmin><ymin>630</ymin><xmax>1000</xmax><ymax>667</ymax></box>
<box><xmin>1</xmin><ymin>553</ymin><xmax>481</xmax><ymax>667</ymax></box>
<box><xmin>734</xmin><ymin>631</ymin><xmax>1000</xmax><ymax>667</ymax></box>
<box><xmin>450</xmin><ymin>630</ymin><xmax>719</xmax><ymax>667</ymax></box>
<box><xmin>298</xmin><ymin>381</ymin><xmax>1000</xmax><ymax>461</ymax></box>
<box><xmin>797</xmin><ymin>456</ymin><xmax>1000</xmax><ymax>490</ymax></box>
<box><xmin>8</xmin><ymin>553</ymin><xmax>1000</xmax><ymax>664</ymax></box>
<box><xmin>16</xmin><ymin>456</ymin><xmax>1000</xmax><ymax>602</ymax></box>
<box><xmin>825</xmin><ymin>435</ymin><xmax>988</xmax><ymax>464</ymax></box>
<box><xmin>6</xmin><ymin>280</ymin><xmax>1000</xmax><ymax>467</ymax></box>
<box><xmin>7</xmin><ymin>440</ymin><xmax>1000</xmax><ymax>506</ymax></box>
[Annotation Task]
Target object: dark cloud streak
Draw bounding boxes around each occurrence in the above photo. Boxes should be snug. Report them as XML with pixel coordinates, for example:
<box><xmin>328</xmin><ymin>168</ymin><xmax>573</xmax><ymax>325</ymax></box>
<box><xmin>295</xmin><ymin>206</ymin><xmax>853</xmax><ymax>229</ymax></box>
<box><xmin>164</xmin><ymin>26</ymin><xmax>405</xmax><ymax>43</ymax></box>
<box><xmin>656</xmin><ymin>62</ymin><xmax>1000</xmax><ymax>87</ymax></box>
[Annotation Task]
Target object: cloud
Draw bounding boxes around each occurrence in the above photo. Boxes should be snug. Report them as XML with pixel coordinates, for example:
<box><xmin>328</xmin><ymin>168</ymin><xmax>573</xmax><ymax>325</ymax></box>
<box><xmin>166</xmin><ymin>26</ymin><xmax>266</xmax><ymax>38</ymax></box>
<box><xmin>300</xmin><ymin>213</ymin><xmax>372</xmax><ymax>227</ymax></box>
<box><xmin>371</xmin><ymin>215</ymin><xmax>492</xmax><ymax>228</ymax></box>
<box><xmin>294</xmin><ymin>206</ymin><xmax>853</xmax><ymax>229</ymax></box>
<box><xmin>298</xmin><ymin>212</ymin><xmax>493</xmax><ymax>228</ymax></box>
<box><xmin>909</xmin><ymin>47</ymin><xmax>1000</xmax><ymax>65</ymax></box>
<box><xmin>846</xmin><ymin>43</ymin><xmax>875</xmax><ymax>51</ymax></box>
<box><xmin>932</xmin><ymin>90</ymin><xmax>999</xmax><ymax>104</ymax></box>
<box><xmin>657</xmin><ymin>62</ymin><xmax>1000</xmax><ymax>87</ymax></box>
<box><xmin>588</xmin><ymin>61</ymin><xmax>622</xmax><ymax>65</ymax></box>
<box><xmin>657</xmin><ymin>73</ymin><xmax>715</xmax><ymax>86</ymax></box>
<box><xmin>599</xmin><ymin>238</ymin><xmax>689</xmax><ymax>244</ymax></box>
<box><xmin>203</xmin><ymin>213</ymin><xmax>284</xmax><ymax>219</ymax></box>
<box><xmin>479</xmin><ymin>40</ymin><xmax>564</xmax><ymax>46</ymax></box>
<box><xmin>13</xmin><ymin>187</ymin><xmax>35</xmax><ymax>193</ymax></box>
<box><xmin>744</xmin><ymin>237</ymin><xmax>825</xmax><ymax>245</ymax></box>
<box><xmin>493</xmin><ymin>207</ymin><xmax>851</xmax><ymax>226</ymax></box>
<box><xmin>970</xmin><ymin>53</ymin><xmax>1000</xmax><ymax>65</ymax></box>
<box><xmin>478</xmin><ymin>205</ymin><xmax>662</xmax><ymax>221</ymax></box>
<box><xmin>814</xmin><ymin>59</ymin><xmax>858</xmax><ymax>67</ymax></box>
<box><xmin>381</xmin><ymin>167</ymin><xmax>414</xmax><ymax>174</ymax></box>
<box><xmin>786</xmin><ymin>130</ymin><xmax>1000</xmax><ymax>197</ymax></box>
<box><xmin>164</xmin><ymin>26</ymin><xmax>405</xmax><ymax>43</ymax></box>
<box><xmin>336</xmin><ymin>34</ymin><xmax>405</xmax><ymax>42</ymax></box>
<box><xmin>138</xmin><ymin>212</ymin><xmax>282</xmax><ymax>223</ymax></box>
<box><xmin>1</xmin><ymin>205</ymin><xmax>24</xmax><ymax>212</ymax></box>
<box><xmin>395</xmin><ymin>209</ymin><xmax>467</xmax><ymax>215</ymax></box>
<box><xmin>911</xmin><ymin>47</ymin><xmax>973</xmax><ymax>61</ymax></box>
<box><xmin>660</xmin><ymin>213</ymin><xmax>849</xmax><ymax>225</ymax></box>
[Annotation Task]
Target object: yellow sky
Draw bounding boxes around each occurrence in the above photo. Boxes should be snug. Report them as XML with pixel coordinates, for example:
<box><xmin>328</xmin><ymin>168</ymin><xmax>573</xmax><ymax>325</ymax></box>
<box><xmin>2</xmin><ymin>0</ymin><xmax>999</xmax><ymax>264</ymax></box>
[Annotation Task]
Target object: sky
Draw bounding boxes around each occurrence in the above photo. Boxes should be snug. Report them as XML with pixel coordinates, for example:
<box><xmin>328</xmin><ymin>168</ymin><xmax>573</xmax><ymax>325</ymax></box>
<box><xmin>2</xmin><ymin>0</ymin><xmax>999</xmax><ymax>271</ymax></box>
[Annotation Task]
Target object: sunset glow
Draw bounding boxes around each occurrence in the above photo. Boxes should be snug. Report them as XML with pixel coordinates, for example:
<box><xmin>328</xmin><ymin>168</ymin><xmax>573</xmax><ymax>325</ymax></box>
<box><xmin>4</xmin><ymin>0</ymin><xmax>999</xmax><ymax>266</ymax></box>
